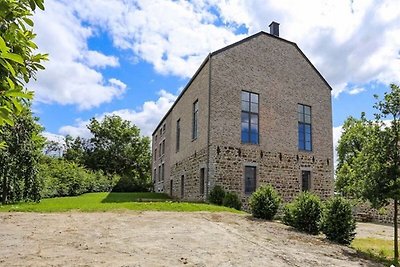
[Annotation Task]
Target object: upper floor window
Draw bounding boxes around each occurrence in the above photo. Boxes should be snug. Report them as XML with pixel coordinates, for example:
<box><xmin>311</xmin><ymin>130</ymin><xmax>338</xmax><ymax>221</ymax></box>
<box><xmin>161</xmin><ymin>163</ymin><xmax>165</xmax><ymax>181</ymax></box>
<box><xmin>159</xmin><ymin>142</ymin><xmax>162</xmax><ymax>158</ymax></box>
<box><xmin>241</xmin><ymin>91</ymin><xmax>259</xmax><ymax>144</ymax></box>
<box><xmin>154</xmin><ymin>148</ymin><xmax>157</xmax><ymax>161</ymax></box>
<box><xmin>298</xmin><ymin>104</ymin><xmax>312</xmax><ymax>151</ymax></box>
<box><xmin>176</xmin><ymin>119</ymin><xmax>180</xmax><ymax>152</ymax></box>
<box><xmin>192</xmin><ymin>100</ymin><xmax>199</xmax><ymax>140</ymax></box>
<box><xmin>163</xmin><ymin>124</ymin><xmax>166</xmax><ymax>134</ymax></box>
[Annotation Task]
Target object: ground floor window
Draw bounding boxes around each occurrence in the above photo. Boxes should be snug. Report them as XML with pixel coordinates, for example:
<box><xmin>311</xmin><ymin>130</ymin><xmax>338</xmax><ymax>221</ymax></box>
<box><xmin>200</xmin><ymin>168</ymin><xmax>205</xmax><ymax>195</ymax></box>
<box><xmin>244</xmin><ymin>166</ymin><xmax>256</xmax><ymax>194</ymax></box>
<box><xmin>301</xmin><ymin>170</ymin><xmax>311</xmax><ymax>191</ymax></box>
<box><xmin>170</xmin><ymin>179</ymin><xmax>173</xmax><ymax>196</ymax></box>
<box><xmin>181</xmin><ymin>175</ymin><xmax>185</xmax><ymax>198</ymax></box>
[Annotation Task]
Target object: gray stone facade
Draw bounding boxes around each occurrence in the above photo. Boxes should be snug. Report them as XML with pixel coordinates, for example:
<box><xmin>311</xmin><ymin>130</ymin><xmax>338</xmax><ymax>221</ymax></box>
<box><xmin>152</xmin><ymin>30</ymin><xmax>334</xmax><ymax>204</ymax></box>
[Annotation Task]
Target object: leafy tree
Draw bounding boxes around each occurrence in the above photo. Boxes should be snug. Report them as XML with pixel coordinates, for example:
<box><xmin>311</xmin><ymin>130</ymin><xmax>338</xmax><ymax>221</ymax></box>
<box><xmin>0</xmin><ymin>108</ymin><xmax>45</xmax><ymax>204</ymax></box>
<box><xmin>0</xmin><ymin>0</ymin><xmax>47</xmax><ymax>127</ymax></box>
<box><xmin>64</xmin><ymin>115</ymin><xmax>152</xmax><ymax>191</ymax></box>
<box><xmin>336</xmin><ymin>84</ymin><xmax>400</xmax><ymax>262</ymax></box>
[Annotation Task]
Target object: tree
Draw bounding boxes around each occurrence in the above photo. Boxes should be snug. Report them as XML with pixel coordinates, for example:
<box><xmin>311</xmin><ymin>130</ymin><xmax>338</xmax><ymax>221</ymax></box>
<box><xmin>0</xmin><ymin>0</ymin><xmax>47</xmax><ymax>127</ymax></box>
<box><xmin>64</xmin><ymin>115</ymin><xmax>152</xmax><ymax>191</ymax></box>
<box><xmin>0</xmin><ymin>108</ymin><xmax>45</xmax><ymax>204</ymax></box>
<box><xmin>336</xmin><ymin>84</ymin><xmax>400</xmax><ymax>262</ymax></box>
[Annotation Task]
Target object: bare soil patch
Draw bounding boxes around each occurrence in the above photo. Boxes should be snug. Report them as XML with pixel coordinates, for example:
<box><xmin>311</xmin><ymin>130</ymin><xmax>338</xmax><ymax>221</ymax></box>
<box><xmin>0</xmin><ymin>212</ymin><xmax>381</xmax><ymax>266</ymax></box>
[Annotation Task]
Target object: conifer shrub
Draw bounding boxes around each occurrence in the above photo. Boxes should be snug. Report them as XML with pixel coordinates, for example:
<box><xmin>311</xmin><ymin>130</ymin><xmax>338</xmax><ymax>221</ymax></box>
<box><xmin>249</xmin><ymin>185</ymin><xmax>281</xmax><ymax>220</ymax></box>
<box><xmin>223</xmin><ymin>191</ymin><xmax>242</xmax><ymax>210</ymax></box>
<box><xmin>208</xmin><ymin>185</ymin><xmax>225</xmax><ymax>205</ymax></box>
<box><xmin>321</xmin><ymin>196</ymin><xmax>356</xmax><ymax>244</ymax></box>
<box><xmin>283</xmin><ymin>192</ymin><xmax>322</xmax><ymax>235</ymax></box>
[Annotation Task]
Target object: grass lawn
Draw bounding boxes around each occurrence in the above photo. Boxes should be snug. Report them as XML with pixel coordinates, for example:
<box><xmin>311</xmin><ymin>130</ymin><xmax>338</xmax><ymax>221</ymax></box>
<box><xmin>0</xmin><ymin>192</ymin><xmax>242</xmax><ymax>213</ymax></box>
<box><xmin>351</xmin><ymin>238</ymin><xmax>396</xmax><ymax>266</ymax></box>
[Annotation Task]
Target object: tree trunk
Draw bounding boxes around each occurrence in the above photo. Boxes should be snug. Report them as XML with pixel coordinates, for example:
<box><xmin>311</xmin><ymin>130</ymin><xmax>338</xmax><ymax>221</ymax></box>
<box><xmin>395</xmin><ymin>198</ymin><xmax>399</xmax><ymax>263</ymax></box>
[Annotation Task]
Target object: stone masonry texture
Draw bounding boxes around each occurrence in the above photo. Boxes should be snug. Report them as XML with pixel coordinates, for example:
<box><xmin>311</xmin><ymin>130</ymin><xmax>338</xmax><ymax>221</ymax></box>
<box><xmin>152</xmin><ymin>32</ymin><xmax>334</xmax><ymax>204</ymax></box>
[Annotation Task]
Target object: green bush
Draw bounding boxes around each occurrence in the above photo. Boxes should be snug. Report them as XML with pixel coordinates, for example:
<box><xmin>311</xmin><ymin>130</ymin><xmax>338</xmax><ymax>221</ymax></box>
<box><xmin>282</xmin><ymin>192</ymin><xmax>322</xmax><ymax>235</ymax></box>
<box><xmin>208</xmin><ymin>185</ymin><xmax>225</xmax><ymax>205</ymax></box>
<box><xmin>223</xmin><ymin>192</ymin><xmax>242</xmax><ymax>210</ymax></box>
<box><xmin>249</xmin><ymin>185</ymin><xmax>281</xmax><ymax>220</ymax></box>
<box><xmin>39</xmin><ymin>157</ymin><xmax>118</xmax><ymax>198</ymax></box>
<box><xmin>321</xmin><ymin>196</ymin><xmax>356</xmax><ymax>244</ymax></box>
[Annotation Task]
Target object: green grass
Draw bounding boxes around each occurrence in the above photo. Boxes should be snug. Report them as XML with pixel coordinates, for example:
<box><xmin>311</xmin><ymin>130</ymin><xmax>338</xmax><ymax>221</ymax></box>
<box><xmin>351</xmin><ymin>237</ymin><xmax>397</xmax><ymax>266</ymax></box>
<box><xmin>0</xmin><ymin>192</ymin><xmax>242</xmax><ymax>213</ymax></box>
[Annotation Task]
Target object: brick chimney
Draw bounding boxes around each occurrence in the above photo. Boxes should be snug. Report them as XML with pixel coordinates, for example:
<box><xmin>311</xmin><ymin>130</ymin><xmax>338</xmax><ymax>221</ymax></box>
<box><xmin>269</xmin><ymin>21</ymin><xmax>280</xmax><ymax>37</ymax></box>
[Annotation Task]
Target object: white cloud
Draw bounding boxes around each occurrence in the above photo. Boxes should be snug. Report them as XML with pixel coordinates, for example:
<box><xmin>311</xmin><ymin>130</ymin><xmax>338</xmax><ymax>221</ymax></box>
<box><xmin>30</xmin><ymin>0</ymin><xmax>126</xmax><ymax>109</ymax></box>
<box><xmin>348</xmin><ymin>87</ymin><xmax>365</xmax><ymax>95</ymax></box>
<box><xmin>58</xmin><ymin>89</ymin><xmax>177</xmax><ymax>138</ymax></box>
<box><xmin>42</xmin><ymin>132</ymin><xmax>66</xmax><ymax>144</ymax></box>
<box><xmin>332</xmin><ymin>125</ymin><xmax>343</xmax><ymax>168</ymax></box>
<box><xmin>84</xmin><ymin>51</ymin><xmax>119</xmax><ymax>68</ymax></box>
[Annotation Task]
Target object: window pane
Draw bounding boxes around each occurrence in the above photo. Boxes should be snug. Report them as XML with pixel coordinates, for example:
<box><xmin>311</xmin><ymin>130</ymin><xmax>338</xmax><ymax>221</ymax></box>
<box><xmin>251</xmin><ymin>93</ymin><xmax>258</xmax><ymax>103</ymax></box>
<box><xmin>298</xmin><ymin>112</ymin><xmax>303</xmax><ymax>122</ymax></box>
<box><xmin>241</xmin><ymin>131</ymin><xmax>249</xmax><ymax>142</ymax></box>
<box><xmin>250</xmin><ymin>133</ymin><xmax>258</xmax><ymax>144</ymax></box>
<box><xmin>241</xmin><ymin>101</ymin><xmax>249</xmax><ymax>112</ymax></box>
<box><xmin>245</xmin><ymin>166</ymin><xmax>256</xmax><ymax>193</ymax></box>
<box><xmin>241</xmin><ymin>112</ymin><xmax>249</xmax><ymax>123</ymax></box>
<box><xmin>241</xmin><ymin>122</ymin><xmax>249</xmax><ymax>131</ymax></box>
<box><xmin>305</xmin><ymin>124</ymin><xmax>311</xmax><ymax>134</ymax></box>
<box><xmin>298</xmin><ymin>104</ymin><xmax>304</xmax><ymax>113</ymax></box>
<box><xmin>304</xmin><ymin>106</ymin><xmax>311</xmax><ymax>115</ymax></box>
<box><xmin>250</xmin><ymin>114</ymin><xmax>258</xmax><ymax>124</ymax></box>
<box><xmin>305</xmin><ymin>132</ymin><xmax>311</xmax><ymax>142</ymax></box>
<box><xmin>250</xmin><ymin>124</ymin><xmax>258</xmax><ymax>134</ymax></box>
<box><xmin>305</xmin><ymin>141</ymin><xmax>311</xmax><ymax>151</ymax></box>
<box><xmin>241</xmin><ymin>91</ymin><xmax>250</xmax><ymax>101</ymax></box>
<box><xmin>305</xmin><ymin>114</ymin><xmax>311</xmax><ymax>124</ymax></box>
<box><xmin>251</xmin><ymin>103</ymin><xmax>258</xmax><ymax>113</ymax></box>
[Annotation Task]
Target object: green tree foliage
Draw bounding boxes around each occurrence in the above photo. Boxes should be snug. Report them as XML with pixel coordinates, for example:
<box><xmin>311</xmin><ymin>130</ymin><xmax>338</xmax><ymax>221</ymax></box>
<box><xmin>249</xmin><ymin>185</ymin><xmax>281</xmax><ymax>220</ymax></box>
<box><xmin>63</xmin><ymin>115</ymin><xmax>152</xmax><ymax>192</ymax></box>
<box><xmin>320</xmin><ymin>196</ymin><xmax>356</xmax><ymax>245</ymax></box>
<box><xmin>336</xmin><ymin>84</ymin><xmax>400</xmax><ymax>261</ymax></box>
<box><xmin>282</xmin><ymin>192</ymin><xmax>322</xmax><ymax>235</ymax></box>
<box><xmin>0</xmin><ymin>108</ymin><xmax>44</xmax><ymax>204</ymax></box>
<box><xmin>0</xmin><ymin>0</ymin><xmax>47</xmax><ymax>127</ymax></box>
<box><xmin>208</xmin><ymin>185</ymin><xmax>225</xmax><ymax>205</ymax></box>
<box><xmin>39</xmin><ymin>156</ymin><xmax>119</xmax><ymax>198</ymax></box>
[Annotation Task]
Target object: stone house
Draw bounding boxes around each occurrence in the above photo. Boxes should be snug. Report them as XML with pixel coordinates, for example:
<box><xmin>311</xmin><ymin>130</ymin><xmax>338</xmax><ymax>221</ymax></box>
<box><xmin>152</xmin><ymin>22</ymin><xmax>334</xmax><ymax>203</ymax></box>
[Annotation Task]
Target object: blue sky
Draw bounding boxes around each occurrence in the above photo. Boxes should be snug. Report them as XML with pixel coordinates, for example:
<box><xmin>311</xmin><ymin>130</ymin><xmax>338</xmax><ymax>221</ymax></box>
<box><xmin>30</xmin><ymin>0</ymin><xmax>400</xmax><ymax>158</ymax></box>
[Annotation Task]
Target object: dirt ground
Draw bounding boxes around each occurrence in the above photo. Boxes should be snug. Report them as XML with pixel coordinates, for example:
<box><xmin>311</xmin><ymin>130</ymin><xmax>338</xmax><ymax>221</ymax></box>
<box><xmin>0</xmin><ymin>212</ymin><xmax>383</xmax><ymax>267</ymax></box>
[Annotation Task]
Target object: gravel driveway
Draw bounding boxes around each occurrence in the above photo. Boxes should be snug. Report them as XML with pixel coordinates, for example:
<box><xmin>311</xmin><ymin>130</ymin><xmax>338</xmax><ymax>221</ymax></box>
<box><xmin>0</xmin><ymin>212</ymin><xmax>382</xmax><ymax>266</ymax></box>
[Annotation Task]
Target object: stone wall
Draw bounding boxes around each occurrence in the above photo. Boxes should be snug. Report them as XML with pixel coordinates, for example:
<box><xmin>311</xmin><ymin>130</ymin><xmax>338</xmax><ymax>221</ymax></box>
<box><xmin>209</xmin><ymin>145</ymin><xmax>333</xmax><ymax>206</ymax></box>
<box><xmin>169</xmin><ymin>147</ymin><xmax>208</xmax><ymax>201</ymax></box>
<box><xmin>355</xmin><ymin>202</ymin><xmax>397</xmax><ymax>224</ymax></box>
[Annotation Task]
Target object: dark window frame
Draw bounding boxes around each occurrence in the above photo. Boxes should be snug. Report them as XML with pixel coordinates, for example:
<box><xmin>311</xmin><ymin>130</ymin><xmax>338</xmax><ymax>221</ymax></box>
<box><xmin>200</xmin><ymin>168</ymin><xmax>205</xmax><ymax>195</ymax></box>
<box><xmin>162</xmin><ymin>140</ymin><xmax>165</xmax><ymax>155</ymax></box>
<box><xmin>241</xmin><ymin>91</ymin><xmax>259</xmax><ymax>144</ymax></box>
<box><xmin>244</xmin><ymin>166</ymin><xmax>257</xmax><ymax>194</ymax></box>
<box><xmin>301</xmin><ymin>170</ymin><xmax>311</xmax><ymax>191</ymax></box>
<box><xmin>181</xmin><ymin>175</ymin><xmax>185</xmax><ymax>198</ymax></box>
<box><xmin>192</xmin><ymin>100</ymin><xmax>199</xmax><ymax>140</ymax></box>
<box><xmin>161</xmin><ymin>163</ymin><xmax>165</xmax><ymax>181</ymax></box>
<box><xmin>176</xmin><ymin>118</ymin><xmax>180</xmax><ymax>152</ymax></box>
<box><xmin>298</xmin><ymin>104</ymin><xmax>312</xmax><ymax>151</ymax></box>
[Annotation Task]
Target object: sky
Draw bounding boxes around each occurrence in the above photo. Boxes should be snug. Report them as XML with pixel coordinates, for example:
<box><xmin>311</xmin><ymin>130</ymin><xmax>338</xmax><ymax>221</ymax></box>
<box><xmin>30</xmin><ymin>0</ymin><xmax>400</xmax><ymax>164</ymax></box>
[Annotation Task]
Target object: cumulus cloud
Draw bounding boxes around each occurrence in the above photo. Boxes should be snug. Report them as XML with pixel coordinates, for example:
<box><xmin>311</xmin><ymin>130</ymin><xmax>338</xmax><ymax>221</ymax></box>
<box><xmin>58</xmin><ymin>89</ymin><xmax>177</xmax><ymax>138</ymax></box>
<box><xmin>348</xmin><ymin>87</ymin><xmax>365</xmax><ymax>95</ymax></box>
<box><xmin>31</xmin><ymin>0</ymin><xmax>125</xmax><ymax>109</ymax></box>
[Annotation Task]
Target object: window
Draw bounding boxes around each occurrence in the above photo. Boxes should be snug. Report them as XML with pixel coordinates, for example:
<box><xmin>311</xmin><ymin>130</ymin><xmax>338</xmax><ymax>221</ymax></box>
<box><xmin>154</xmin><ymin>148</ymin><xmax>157</xmax><ymax>161</ymax></box>
<box><xmin>163</xmin><ymin>124</ymin><xmax>166</xmax><ymax>134</ymax></box>
<box><xmin>192</xmin><ymin>100</ymin><xmax>198</xmax><ymax>140</ymax></box>
<box><xmin>244</xmin><ymin>166</ymin><xmax>256</xmax><ymax>194</ymax></box>
<box><xmin>200</xmin><ymin>168</ymin><xmax>205</xmax><ymax>195</ymax></box>
<box><xmin>241</xmin><ymin>91</ymin><xmax>259</xmax><ymax>144</ymax></box>
<box><xmin>155</xmin><ymin>134</ymin><xmax>157</xmax><ymax>143</ymax></box>
<box><xmin>181</xmin><ymin>175</ymin><xmax>185</xmax><ymax>198</ymax></box>
<box><xmin>160</xmin><ymin>128</ymin><xmax>162</xmax><ymax>136</ymax></box>
<box><xmin>176</xmin><ymin>119</ymin><xmax>180</xmax><ymax>152</ymax></box>
<box><xmin>170</xmin><ymin>179</ymin><xmax>173</xmax><ymax>196</ymax></box>
<box><xmin>298</xmin><ymin>104</ymin><xmax>312</xmax><ymax>151</ymax></box>
<box><xmin>158</xmin><ymin>165</ymin><xmax>161</xmax><ymax>181</ymax></box>
<box><xmin>153</xmin><ymin>168</ymin><xmax>157</xmax><ymax>183</ymax></box>
<box><xmin>161</xmin><ymin>163</ymin><xmax>165</xmax><ymax>181</ymax></box>
<box><xmin>162</xmin><ymin>140</ymin><xmax>165</xmax><ymax>155</ymax></box>
<box><xmin>301</xmin><ymin>170</ymin><xmax>311</xmax><ymax>191</ymax></box>
<box><xmin>159</xmin><ymin>143</ymin><xmax>162</xmax><ymax>158</ymax></box>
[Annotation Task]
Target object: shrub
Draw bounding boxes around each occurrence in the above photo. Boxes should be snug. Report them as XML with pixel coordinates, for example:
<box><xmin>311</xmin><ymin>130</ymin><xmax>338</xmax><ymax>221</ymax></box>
<box><xmin>208</xmin><ymin>185</ymin><xmax>225</xmax><ymax>205</ymax></box>
<box><xmin>321</xmin><ymin>196</ymin><xmax>356</xmax><ymax>244</ymax></box>
<box><xmin>39</xmin><ymin>157</ymin><xmax>118</xmax><ymax>198</ymax></box>
<box><xmin>249</xmin><ymin>185</ymin><xmax>281</xmax><ymax>220</ymax></box>
<box><xmin>223</xmin><ymin>192</ymin><xmax>242</xmax><ymax>210</ymax></box>
<box><xmin>282</xmin><ymin>192</ymin><xmax>322</xmax><ymax>235</ymax></box>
